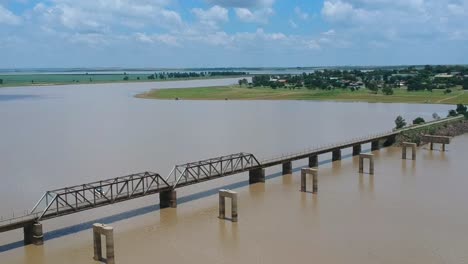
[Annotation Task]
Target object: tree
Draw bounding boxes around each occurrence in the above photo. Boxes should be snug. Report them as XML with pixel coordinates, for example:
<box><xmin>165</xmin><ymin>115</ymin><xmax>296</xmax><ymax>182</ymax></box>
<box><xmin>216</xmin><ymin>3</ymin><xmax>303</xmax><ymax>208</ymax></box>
<box><xmin>395</xmin><ymin>115</ymin><xmax>406</xmax><ymax>129</ymax></box>
<box><xmin>463</xmin><ymin>78</ymin><xmax>468</xmax><ymax>90</ymax></box>
<box><xmin>382</xmin><ymin>85</ymin><xmax>394</xmax><ymax>95</ymax></box>
<box><xmin>123</xmin><ymin>76</ymin><xmax>129</xmax><ymax>81</ymax></box>
<box><xmin>0</xmin><ymin>79</ymin><xmax>3</xmax><ymax>84</ymax></box>
<box><xmin>448</xmin><ymin>109</ymin><xmax>458</xmax><ymax>117</ymax></box>
<box><xmin>432</xmin><ymin>113</ymin><xmax>440</xmax><ymax>120</ymax></box>
<box><xmin>238</xmin><ymin>78</ymin><xmax>248</xmax><ymax>86</ymax></box>
<box><xmin>456</xmin><ymin>104</ymin><xmax>467</xmax><ymax>115</ymax></box>
<box><xmin>413</xmin><ymin>117</ymin><xmax>425</xmax><ymax>125</ymax></box>
<box><xmin>366</xmin><ymin>82</ymin><xmax>379</xmax><ymax>93</ymax></box>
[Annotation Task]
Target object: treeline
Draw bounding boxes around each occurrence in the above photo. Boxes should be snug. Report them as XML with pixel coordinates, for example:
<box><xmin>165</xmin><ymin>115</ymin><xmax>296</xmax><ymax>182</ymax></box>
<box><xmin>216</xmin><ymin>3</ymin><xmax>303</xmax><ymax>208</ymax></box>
<box><xmin>250</xmin><ymin>65</ymin><xmax>468</xmax><ymax>93</ymax></box>
<box><xmin>147</xmin><ymin>71</ymin><xmax>247</xmax><ymax>80</ymax></box>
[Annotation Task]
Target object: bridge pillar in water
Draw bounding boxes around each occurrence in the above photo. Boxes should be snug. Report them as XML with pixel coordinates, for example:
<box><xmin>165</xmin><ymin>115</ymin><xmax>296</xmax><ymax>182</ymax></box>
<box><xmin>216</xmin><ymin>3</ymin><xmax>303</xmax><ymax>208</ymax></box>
<box><xmin>308</xmin><ymin>155</ymin><xmax>318</xmax><ymax>168</ymax></box>
<box><xmin>371</xmin><ymin>140</ymin><xmax>380</xmax><ymax>151</ymax></box>
<box><xmin>249</xmin><ymin>168</ymin><xmax>265</xmax><ymax>184</ymax></box>
<box><xmin>300</xmin><ymin>168</ymin><xmax>318</xmax><ymax>193</ymax></box>
<box><xmin>218</xmin><ymin>189</ymin><xmax>238</xmax><ymax>222</ymax></box>
<box><xmin>352</xmin><ymin>145</ymin><xmax>362</xmax><ymax>156</ymax></box>
<box><xmin>332</xmin><ymin>149</ymin><xmax>341</xmax><ymax>161</ymax></box>
<box><xmin>23</xmin><ymin>222</ymin><xmax>43</xmax><ymax>246</ymax></box>
<box><xmin>159</xmin><ymin>190</ymin><xmax>177</xmax><ymax>208</ymax></box>
<box><xmin>93</xmin><ymin>223</ymin><xmax>115</xmax><ymax>264</ymax></box>
<box><xmin>282</xmin><ymin>161</ymin><xmax>292</xmax><ymax>175</ymax></box>
<box><xmin>359</xmin><ymin>154</ymin><xmax>374</xmax><ymax>175</ymax></box>
<box><xmin>402</xmin><ymin>142</ymin><xmax>417</xmax><ymax>160</ymax></box>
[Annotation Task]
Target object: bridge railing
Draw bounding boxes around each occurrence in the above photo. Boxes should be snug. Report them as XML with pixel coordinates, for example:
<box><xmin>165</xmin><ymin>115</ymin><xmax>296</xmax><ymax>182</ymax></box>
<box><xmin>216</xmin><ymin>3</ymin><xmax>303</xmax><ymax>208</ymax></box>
<box><xmin>0</xmin><ymin>211</ymin><xmax>41</xmax><ymax>226</ymax></box>
<box><xmin>260</xmin><ymin>130</ymin><xmax>395</xmax><ymax>164</ymax></box>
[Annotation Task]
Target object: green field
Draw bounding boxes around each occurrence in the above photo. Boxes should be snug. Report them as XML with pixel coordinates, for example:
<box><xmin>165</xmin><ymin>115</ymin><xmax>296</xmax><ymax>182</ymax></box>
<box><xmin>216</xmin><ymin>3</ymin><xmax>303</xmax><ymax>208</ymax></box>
<box><xmin>0</xmin><ymin>74</ymin><xmax>244</xmax><ymax>87</ymax></box>
<box><xmin>137</xmin><ymin>85</ymin><xmax>468</xmax><ymax>105</ymax></box>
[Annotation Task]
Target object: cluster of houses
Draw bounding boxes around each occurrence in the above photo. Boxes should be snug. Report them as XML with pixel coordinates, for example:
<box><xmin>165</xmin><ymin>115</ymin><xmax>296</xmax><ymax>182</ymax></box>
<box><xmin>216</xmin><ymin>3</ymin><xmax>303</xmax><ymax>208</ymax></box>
<box><xmin>264</xmin><ymin>68</ymin><xmax>468</xmax><ymax>90</ymax></box>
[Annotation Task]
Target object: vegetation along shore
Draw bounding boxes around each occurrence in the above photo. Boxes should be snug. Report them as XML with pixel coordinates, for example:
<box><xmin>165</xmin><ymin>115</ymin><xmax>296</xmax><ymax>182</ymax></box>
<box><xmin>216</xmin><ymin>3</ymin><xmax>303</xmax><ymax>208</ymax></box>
<box><xmin>138</xmin><ymin>65</ymin><xmax>468</xmax><ymax>104</ymax></box>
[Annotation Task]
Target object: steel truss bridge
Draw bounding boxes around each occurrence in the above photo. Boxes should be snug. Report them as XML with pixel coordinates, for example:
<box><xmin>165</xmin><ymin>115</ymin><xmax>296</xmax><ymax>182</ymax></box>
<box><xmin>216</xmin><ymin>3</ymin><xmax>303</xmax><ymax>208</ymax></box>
<box><xmin>0</xmin><ymin>115</ymin><xmax>463</xmax><ymax>237</ymax></box>
<box><xmin>0</xmin><ymin>153</ymin><xmax>261</xmax><ymax>233</ymax></box>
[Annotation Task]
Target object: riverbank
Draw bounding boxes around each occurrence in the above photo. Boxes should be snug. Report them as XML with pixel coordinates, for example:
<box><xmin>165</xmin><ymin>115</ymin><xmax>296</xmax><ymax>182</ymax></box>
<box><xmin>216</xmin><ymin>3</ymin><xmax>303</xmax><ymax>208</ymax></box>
<box><xmin>137</xmin><ymin>86</ymin><xmax>468</xmax><ymax>104</ymax></box>
<box><xmin>0</xmin><ymin>75</ymin><xmax>248</xmax><ymax>87</ymax></box>
<box><xmin>396</xmin><ymin>118</ymin><xmax>468</xmax><ymax>145</ymax></box>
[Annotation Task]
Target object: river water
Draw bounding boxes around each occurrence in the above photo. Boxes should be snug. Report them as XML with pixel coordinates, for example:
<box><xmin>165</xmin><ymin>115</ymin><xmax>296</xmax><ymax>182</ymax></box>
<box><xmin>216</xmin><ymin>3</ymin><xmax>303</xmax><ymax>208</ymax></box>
<box><xmin>0</xmin><ymin>78</ymin><xmax>460</xmax><ymax>263</ymax></box>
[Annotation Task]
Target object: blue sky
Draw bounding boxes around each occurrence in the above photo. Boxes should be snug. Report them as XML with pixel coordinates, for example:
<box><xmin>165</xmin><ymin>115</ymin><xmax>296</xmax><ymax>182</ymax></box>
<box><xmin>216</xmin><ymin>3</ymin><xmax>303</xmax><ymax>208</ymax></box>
<box><xmin>0</xmin><ymin>0</ymin><xmax>467</xmax><ymax>68</ymax></box>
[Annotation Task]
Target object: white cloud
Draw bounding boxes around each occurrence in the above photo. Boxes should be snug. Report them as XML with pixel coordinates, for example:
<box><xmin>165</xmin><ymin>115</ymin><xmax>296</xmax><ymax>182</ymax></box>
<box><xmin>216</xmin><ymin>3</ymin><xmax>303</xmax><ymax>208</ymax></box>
<box><xmin>135</xmin><ymin>32</ymin><xmax>180</xmax><ymax>46</ymax></box>
<box><xmin>192</xmin><ymin>5</ymin><xmax>228</xmax><ymax>28</ymax></box>
<box><xmin>288</xmin><ymin>19</ymin><xmax>297</xmax><ymax>28</ymax></box>
<box><xmin>234</xmin><ymin>7</ymin><xmax>273</xmax><ymax>23</ymax></box>
<box><xmin>0</xmin><ymin>4</ymin><xmax>22</xmax><ymax>25</ymax></box>
<box><xmin>294</xmin><ymin>7</ymin><xmax>308</xmax><ymax>20</ymax></box>
<box><xmin>206</xmin><ymin>0</ymin><xmax>274</xmax><ymax>8</ymax></box>
<box><xmin>32</xmin><ymin>0</ymin><xmax>183</xmax><ymax>32</ymax></box>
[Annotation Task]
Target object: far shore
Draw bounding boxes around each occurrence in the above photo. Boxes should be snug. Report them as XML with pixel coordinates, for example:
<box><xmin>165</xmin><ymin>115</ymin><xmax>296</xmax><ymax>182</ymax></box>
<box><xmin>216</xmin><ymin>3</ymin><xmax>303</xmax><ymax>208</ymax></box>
<box><xmin>136</xmin><ymin>85</ymin><xmax>468</xmax><ymax>105</ymax></box>
<box><xmin>0</xmin><ymin>75</ymin><xmax>249</xmax><ymax>88</ymax></box>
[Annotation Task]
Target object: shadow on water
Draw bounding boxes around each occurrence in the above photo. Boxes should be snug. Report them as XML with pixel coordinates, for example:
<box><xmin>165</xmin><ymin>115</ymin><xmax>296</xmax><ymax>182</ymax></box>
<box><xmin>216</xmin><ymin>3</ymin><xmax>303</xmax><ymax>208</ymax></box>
<box><xmin>0</xmin><ymin>149</ymin><xmax>366</xmax><ymax>253</ymax></box>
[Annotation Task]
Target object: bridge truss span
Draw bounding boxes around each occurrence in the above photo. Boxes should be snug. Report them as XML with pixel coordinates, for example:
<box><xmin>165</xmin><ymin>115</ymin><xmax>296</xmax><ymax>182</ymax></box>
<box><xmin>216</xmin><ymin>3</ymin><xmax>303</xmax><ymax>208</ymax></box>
<box><xmin>30</xmin><ymin>172</ymin><xmax>170</xmax><ymax>220</ymax></box>
<box><xmin>166</xmin><ymin>152</ymin><xmax>261</xmax><ymax>189</ymax></box>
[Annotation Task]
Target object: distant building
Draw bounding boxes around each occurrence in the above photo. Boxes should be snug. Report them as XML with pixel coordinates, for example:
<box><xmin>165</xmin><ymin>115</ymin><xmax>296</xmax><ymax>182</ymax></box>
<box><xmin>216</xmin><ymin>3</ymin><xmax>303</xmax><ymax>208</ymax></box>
<box><xmin>434</xmin><ymin>73</ymin><xmax>454</xmax><ymax>78</ymax></box>
<box><xmin>391</xmin><ymin>73</ymin><xmax>416</xmax><ymax>78</ymax></box>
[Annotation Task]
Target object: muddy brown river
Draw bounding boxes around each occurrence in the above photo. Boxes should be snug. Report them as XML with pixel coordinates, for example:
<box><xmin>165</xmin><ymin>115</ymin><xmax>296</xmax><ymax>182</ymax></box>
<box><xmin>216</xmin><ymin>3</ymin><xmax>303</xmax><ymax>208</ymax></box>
<box><xmin>0</xmin><ymin>79</ymin><xmax>463</xmax><ymax>263</ymax></box>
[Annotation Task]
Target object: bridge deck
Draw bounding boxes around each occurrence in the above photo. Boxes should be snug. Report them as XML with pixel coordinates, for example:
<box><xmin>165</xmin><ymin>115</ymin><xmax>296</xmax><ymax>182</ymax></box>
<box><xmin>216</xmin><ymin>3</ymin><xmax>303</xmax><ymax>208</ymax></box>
<box><xmin>260</xmin><ymin>131</ymin><xmax>398</xmax><ymax>167</ymax></box>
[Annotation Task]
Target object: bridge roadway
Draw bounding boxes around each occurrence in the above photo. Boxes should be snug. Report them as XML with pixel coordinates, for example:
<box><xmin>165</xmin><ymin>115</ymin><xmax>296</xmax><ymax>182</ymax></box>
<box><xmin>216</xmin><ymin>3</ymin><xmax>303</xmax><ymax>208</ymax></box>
<box><xmin>0</xmin><ymin>115</ymin><xmax>463</xmax><ymax>245</ymax></box>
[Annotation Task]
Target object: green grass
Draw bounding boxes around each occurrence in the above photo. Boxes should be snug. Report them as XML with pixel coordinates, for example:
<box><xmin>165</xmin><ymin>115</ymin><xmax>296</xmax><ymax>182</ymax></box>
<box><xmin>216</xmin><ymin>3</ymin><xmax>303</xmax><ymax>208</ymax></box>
<box><xmin>137</xmin><ymin>86</ymin><xmax>468</xmax><ymax>105</ymax></box>
<box><xmin>0</xmin><ymin>74</ymin><xmax>245</xmax><ymax>87</ymax></box>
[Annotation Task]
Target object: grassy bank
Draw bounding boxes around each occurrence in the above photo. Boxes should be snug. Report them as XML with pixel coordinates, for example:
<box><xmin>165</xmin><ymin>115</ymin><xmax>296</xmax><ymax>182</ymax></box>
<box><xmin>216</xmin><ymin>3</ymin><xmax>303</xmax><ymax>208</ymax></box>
<box><xmin>396</xmin><ymin>117</ymin><xmax>468</xmax><ymax>145</ymax></box>
<box><xmin>137</xmin><ymin>85</ymin><xmax>468</xmax><ymax>104</ymax></box>
<box><xmin>0</xmin><ymin>74</ymin><xmax>247</xmax><ymax>87</ymax></box>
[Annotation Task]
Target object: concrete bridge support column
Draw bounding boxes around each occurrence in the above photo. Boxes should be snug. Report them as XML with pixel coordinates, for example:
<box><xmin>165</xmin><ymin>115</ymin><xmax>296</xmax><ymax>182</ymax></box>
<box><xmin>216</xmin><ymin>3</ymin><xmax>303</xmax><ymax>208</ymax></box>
<box><xmin>308</xmin><ymin>155</ymin><xmax>318</xmax><ymax>168</ymax></box>
<box><xmin>159</xmin><ymin>190</ymin><xmax>177</xmax><ymax>208</ymax></box>
<box><xmin>332</xmin><ymin>149</ymin><xmax>341</xmax><ymax>161</ymax></box>
<box><xmin>352</xmin><ymin>145</ymin><xmax>362</xmax><ymax>156</ymax></box>
<box><xmin>249</xmin><ymin>168</ymin><xmax>265</xmax><ymax>184</ymax></box>
<box><xmin>93</xmin><ymin>224</ymin><xmax>115</xmax><ymax>264</ymax></box>
<box><xmin>23</xmin><ymin>224</ymin><xmax>33</xmax><ymax>245</ymax></box>
<box><xmin>300</xmin><ymin>168</ymin><xmax>318</xmax><ymax>193</ymax></box>
<box><xmin>282</xmin><ymin>161</ymin><xmax>292</xmax><ymax>175</ymax></box>
<box><xmin>402</xmin><ymin>142</ymin><xmax>417</xmax><ymax>160</ymax></box>
<box><xmin>218</xmin><ymin>190</ymin><xmax>238</xmax><ymax>222</ymax></box>
<box><xmin>371</xmin><ymin>140</ymin><xmax>380</xmax><ymax>151</ymax></box>
<box><xmin>23</xmin><ymin>222</ymin><xmax>43</xmax><ymax>246</ymax></box>
<box><xmin>359</xmin><ymin>154</ymin><xmax>374</xmax><ymax>175</ymax></box>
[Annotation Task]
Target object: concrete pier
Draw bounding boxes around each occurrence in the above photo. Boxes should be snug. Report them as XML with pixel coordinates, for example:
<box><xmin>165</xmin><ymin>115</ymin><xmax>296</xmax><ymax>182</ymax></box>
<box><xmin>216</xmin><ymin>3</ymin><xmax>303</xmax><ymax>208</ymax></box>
<box><xmin>32</xmin><ymin>222</ymin><xmax>43</xmax><ymax>245</ymax></box>
<box><xmin>359</xmin><ymin>153</ymin><xmax>374</xmax><ymax>175</ymax></box>
<box><xmin>249</xmin><ymin>168</ymin><xmax>265</xmax><ymax>184</ymax></box>
<box><xmin>23</xmin><ymin>222</ymin><xmax>43</xmax><ymax>246</ymax></box>
<box><xmin>93</xmin><ymin>224</ymin><xmax>102</xmax><ymax>261</ymax></box>
<box><xmin>402</xmin><ymin>142</ymin><xmax>417</xmax><ymax>160</ymax></box>
<box><xmin>300</xmin><ymin>168</ymin><xmax>318</xmax><ymax>193</ymax></box>
<box><xmin>159</xmin><ymin>190</ymin><xmax>177</xmax><ymax>208</ymax></box>
<box><xmin>282</xmin><ymin>161</ymin><xmax>292</xmax><ymax>175</ymax></box>
<box><xmin>93</xmin><ymin>223</ymin><xmax>115</xmax><ymax>264</ymax></box>
<box><xmin>352</xmin><ymin>145</ymin><xmax>362</xmax><ymax>156</ymax></box>
<box><xmin>23</xmin><ymin>224</ymin><xmax>33</xmax><ymax>245</ymax></box>
<box><xmin>218</xmin><ymin>189</ymin><xmax>238</xmax><ymax>222</ymax></box>
<box><xmin>332</xmin><ymin>149</ymin><xmax>341</xmax><ymax>161</ymax></box>
<box><xmin>371</xmin><ymin>140</ymin><xmax>380</xmax><ymax>151</ymax></box>
<box><xmin>308</xmin><ymin>155</ymin><xmax>318</xmax><ymax>168</ymax></box>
